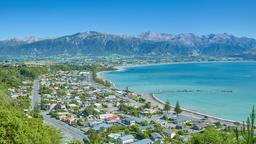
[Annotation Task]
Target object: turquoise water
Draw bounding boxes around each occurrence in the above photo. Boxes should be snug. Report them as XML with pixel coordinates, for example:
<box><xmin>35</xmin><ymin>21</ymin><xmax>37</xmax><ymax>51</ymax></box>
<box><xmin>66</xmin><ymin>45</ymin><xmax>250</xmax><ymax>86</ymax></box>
<box><xmin>104</xmin><ymin>62</ymin><xmax>256</xmax><ymax>121</ymax></box>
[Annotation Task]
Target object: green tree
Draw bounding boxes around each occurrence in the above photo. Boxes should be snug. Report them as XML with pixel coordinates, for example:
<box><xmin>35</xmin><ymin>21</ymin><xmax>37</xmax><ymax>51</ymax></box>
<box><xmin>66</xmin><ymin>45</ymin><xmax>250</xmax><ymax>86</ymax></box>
<box><xmin>125</xmin><ymin>86</ymin><xmax>129</xmax><ymax>95</ymax></box>
<box><xmin>162</xmin><ymin>113</ymin><xmax>168</xmax><ymax>120</ymax></box>
<box><xmin>174</xmin><ymin>101</ymin><xmax>182</xmax><ymax>115</ymax></box>
<box><xmin>83</xmin><ymin>105</ymin><xmax>98</xmax><ymax>116</ymax></box>
<box><xmin>31</xmin><ymin>102</ymin><xmax>42</xmax><ymax>118</ymax></box>
<box><xmin>154</xmin><ymin>124</ymin><xmax>164</xmax><ymax>135</ymax></box>
<box><xmin>189</xmin><ymin>127</ymin><xmax>235</xmax><ymax>144</ymax></box>
<box><xmin>164</xmin><ymin>100</ymin><xmax>171</xmax><ymax>113</ymax></box>
<box><xmin>0</xmin><ymin>107</ymin><xmax>61</xmax><ymax>144</ymax></box>
<box><xmin>144</xmin><ymin>102</ymin><xmax>151</xmax><ymax>109</ymax></box>
<box><xmin>236</xmin><ymin>106</ymin><xmax>255</xmax><ymax>144</ymax></box>
<box><xmin>87</xmin><ymin>129</ymin><xmax>100</xmax><ymax>144</ymax></box>
<box><xmin>119</xmin><ymin>104</ymin><xmax>140</xmax><ymax>117</ymax></box>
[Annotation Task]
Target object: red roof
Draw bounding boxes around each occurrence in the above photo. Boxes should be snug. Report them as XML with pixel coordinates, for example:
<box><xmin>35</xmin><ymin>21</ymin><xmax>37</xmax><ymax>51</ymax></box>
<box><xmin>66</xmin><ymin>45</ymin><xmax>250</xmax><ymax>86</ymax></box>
<box><xmin>105</xmin><ymin>115</ymin><xmax>120</xmax><ymax>121</ymax></box>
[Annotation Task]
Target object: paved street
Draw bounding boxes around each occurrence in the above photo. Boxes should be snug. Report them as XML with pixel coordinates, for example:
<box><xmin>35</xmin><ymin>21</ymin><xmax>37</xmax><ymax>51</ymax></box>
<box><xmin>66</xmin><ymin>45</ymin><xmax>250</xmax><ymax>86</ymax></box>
<box><xmin>42</xmin><ymin>112</ymin><xmax>88</xmax><ymax>141</ymax></box>
<box><xmin>31</xmin><ymin>80</ymin><xmax>40</xmax><ymax>110</ymax></box>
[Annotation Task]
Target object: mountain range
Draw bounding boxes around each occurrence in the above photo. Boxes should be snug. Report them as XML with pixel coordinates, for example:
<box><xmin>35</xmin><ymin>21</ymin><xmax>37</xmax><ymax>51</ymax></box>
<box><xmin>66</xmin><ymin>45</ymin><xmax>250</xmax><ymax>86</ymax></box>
<box><xmin>1</xmin><ymin>31</ymin><xmax>256</xmax><ymax>60</ymax></box>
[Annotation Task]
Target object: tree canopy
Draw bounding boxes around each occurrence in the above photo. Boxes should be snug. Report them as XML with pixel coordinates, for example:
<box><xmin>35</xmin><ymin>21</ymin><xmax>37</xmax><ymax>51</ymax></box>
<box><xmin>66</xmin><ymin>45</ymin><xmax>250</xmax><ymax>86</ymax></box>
<box><xmin>189</xmin><ymin>127</ymin><xmax>236</xmax><ymax>144</ymax></box>
<box><xmin>164</xmin><ymin>100</ymin><xmax>171</xmax><ymax>112</ymax></box>
<box><xmin>174</xmin><ymin>101</ymin><xmax>182</xmax><ymax>115</ymax></box>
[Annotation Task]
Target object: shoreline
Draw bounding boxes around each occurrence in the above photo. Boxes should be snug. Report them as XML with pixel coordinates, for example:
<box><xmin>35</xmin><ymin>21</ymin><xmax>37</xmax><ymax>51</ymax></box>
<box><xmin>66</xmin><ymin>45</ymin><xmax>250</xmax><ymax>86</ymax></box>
<box><xmin>97</xmin><ymin>60</ymin><xmax>251</xmax><ymax>125</ymax></box>
<box><xmin>115</xmin><ymin>60</ymin><xmax>255</xmax><ymax>70</ymax></box>
<box><xmin>100</xmin><ymin>60</ymin><xmax>255</xmax><ymax>76</ymax></box>
<box><xmin>149</xmin><ymin>93</ymin><xmax>239</xmax><ymax>124</ymax></box>
<box><xmin>97</xmin><ymin>60</ymin><xmax>245</xmax><ymax>79</ymax></box>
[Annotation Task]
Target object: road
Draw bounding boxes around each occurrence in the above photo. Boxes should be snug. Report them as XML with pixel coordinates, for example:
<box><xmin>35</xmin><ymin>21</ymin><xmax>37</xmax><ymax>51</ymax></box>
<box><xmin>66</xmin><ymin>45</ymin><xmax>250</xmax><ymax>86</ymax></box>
<box><xmin>42</xmin><ymin>112</ymin><xmax>88</xmax><ymax>141</ymax></box>
<box><xmin>31</xmin><ymin>80</ymin><xmax>88</xmax><ymax>142</ymax></box>
<box><xmin>31</xmin><ymin>80</ymin><xmax>41</xmax><ymax>110</ymax></box>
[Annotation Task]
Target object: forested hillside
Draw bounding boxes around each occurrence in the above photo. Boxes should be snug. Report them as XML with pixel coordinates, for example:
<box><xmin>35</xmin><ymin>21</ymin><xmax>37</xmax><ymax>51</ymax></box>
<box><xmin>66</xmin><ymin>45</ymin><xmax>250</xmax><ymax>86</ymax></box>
<box><xmin>0</xmin><ymin>65</ymin><xmax>61</xmax><ymax>144</ymax></box>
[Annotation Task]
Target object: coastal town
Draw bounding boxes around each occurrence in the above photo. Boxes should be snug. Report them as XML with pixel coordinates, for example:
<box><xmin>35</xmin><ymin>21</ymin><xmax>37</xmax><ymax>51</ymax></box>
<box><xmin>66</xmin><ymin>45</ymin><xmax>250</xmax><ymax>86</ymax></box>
<box><xmin>7</xmin><ymin>68</ymin><xmax>237</xmax><ymax>144</ymax></box>
<box><xmin>1</xmin><ymin>0</ymin><xmax>256</xmax><ymax>143</ymax></box>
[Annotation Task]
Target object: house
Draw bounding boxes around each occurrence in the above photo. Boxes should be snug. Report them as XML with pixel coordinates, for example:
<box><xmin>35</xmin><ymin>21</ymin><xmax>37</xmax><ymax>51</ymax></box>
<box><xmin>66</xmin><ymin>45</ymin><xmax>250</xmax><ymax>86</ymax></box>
<box><xmin>139</xmin><ymin>126</ymin><xmax>154</xmax><ymax>132</ymax></box>
<box><xmin>103</xmin><ymin>103</ymin><xmax>114</xmax><ymax>108</ymax></box>
<box><xmin>57</xmin><ymin>112</ymin><xmax>69</xmax><ymax>121</ymax></box>
<box><xmin>108</xmin><ymin>133</ymin><xmax>121</xmax><ymax>139</ymax></box>
<box><xmin>67</xmin><ymin>103</ymin><xmax>77</xmax><ymax>109</ymax></box>
<box><xmin>88</xmin><ymin>119</ymin><xmax>102</xmax><ymax>126</ymax></box>
<box><xmin>54</xmin><ymin>104</ymin><xmax>66</xmax><ymax>110</ymax></box>
<box><xmin>94</xmin><ymin>108</ymin><xmax>100</xmax><ymax>113</ymax></box>
<box><xmin>44</xmin><ymin>94</ymin><xmax>53</xmax><ymax>98</ymax></box>
<box><xmin>131</xmin><ymin>139</ymin><xmax>153</xmax><ymax>144</ymax></box>
<box><xmin>78</xmin><ymin>121</ymin><xmax>89</xmax><ymax>127</ymax></box>
<box><xmin>158</xmin><ymin>120</ymin><xmax>167</xmax><ymax>126</ymax></box>
<box><xmin>150</xmin><ymin>132</ymin><xmax>164</xmax><ymax>143</ymax></box>
<box><xmin>188</xmin><ymin>129</ymin><xmax>199</xmax><ymax>134</ymax></box>
<box><xmin>173</xmin><ymin>115</ymin><xmax>193</xmax><ymax>124</ymax></box>
<box><xmin>180</xmin><ymin>136</ymin><xmax>191</xmax><ymax>142</ymax></box>
<box><xmin>105</xmin><ymin>95</ymin><xmax>116</xmax><ymax>100</ymax></box>
<box><xmin>99</xmin><ymin>114</ymin><xmax>114</xmax><ymax>120</ymax></box>
<box><xmin>105</xmin><ymin>115</ymin><xmax>120</xmax><ymax>122</ymax></box>
<box><xmin>175</xmin><ymin>125</ymin><xmax>183</xmax><ymax>130</ymax></box>
<box><xmin>11</xmin><ymin>94</ymin><xmax>18</xmax><ymax>99</ymax></box>
<box><xmin>119</xmin><ymin>135</ymin><xmax>134</xmax><ymax>144</ymax></box>
<box><xmin>92</xmin><ymin>123</ymin><xmax>113</xmax><ymax>132</ymax></box>
<box><xmin>122</xmin><ymin>118</ymin><xmax>136</xmax><ymax>126</ymax></box>
<box><xmin>94</xmin><ymin>103</ymin><xmax>102</xmax><ymax>108</ymax></box>
<box><xmin>42</xmin><ymin>103</ymin><xmax>56</xmax><ymax>110</ymax></box>
<box><xmin>141</xmin><ymin>108</ymin><xmax>156</xmax><ymax>114</ymax></box>
<box><xmin>87</xmin><ymin>96</ymin><xmax>97</xmax><ymax>102</ymax></box>
<box><xmin>65</xmin><ymin>115</ymin><xmax>76</xmax><ymax>124</ymax></box>
<box><xmin>163</xmin><ymin>129</ymin><xmax>176</xmax><ymax>139</ymax></box>
<box><xmin>123</xmin><ymin>97</ymin><xmax>142</xmax><ymax>108</ymax></box>
<box><xmin>116</xmin><ymin>90</ymin><xmax>125</xmax><ymax>96</ymax></box>
<box><xmin>81</xmin><ymin>102</ymin><xmax>90</xmax><ymax>108</ymax></box>
<box><xmin>191</xmin><ymin>124</ymin><xmax>203</xmax><ymax>131</ymax></box>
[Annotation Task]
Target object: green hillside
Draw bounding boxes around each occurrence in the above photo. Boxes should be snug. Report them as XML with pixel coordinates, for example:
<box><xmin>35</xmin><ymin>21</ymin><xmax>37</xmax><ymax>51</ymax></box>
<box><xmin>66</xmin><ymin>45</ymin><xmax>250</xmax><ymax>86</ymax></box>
<box><xmin>0</xmin><ymin>65</ymin><xmax>61</xmax><ymax>144</ymax></box>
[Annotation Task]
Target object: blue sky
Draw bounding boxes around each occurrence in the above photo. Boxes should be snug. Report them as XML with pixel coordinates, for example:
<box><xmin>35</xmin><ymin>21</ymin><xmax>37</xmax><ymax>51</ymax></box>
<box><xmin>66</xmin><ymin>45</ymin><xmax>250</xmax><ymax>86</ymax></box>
<box><xmin>0</xmin><ymin>0</ymin><xmax>255</xmax><ymax>39</ymax></box>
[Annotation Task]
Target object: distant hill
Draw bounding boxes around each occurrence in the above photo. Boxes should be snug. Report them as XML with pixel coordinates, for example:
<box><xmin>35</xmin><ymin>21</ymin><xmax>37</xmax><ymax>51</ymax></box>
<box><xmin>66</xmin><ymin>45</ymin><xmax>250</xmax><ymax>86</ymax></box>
<box><xmin>0</xmin><ymin>31</ymin><xmax>256</xmax><ymax>60</ymax></box>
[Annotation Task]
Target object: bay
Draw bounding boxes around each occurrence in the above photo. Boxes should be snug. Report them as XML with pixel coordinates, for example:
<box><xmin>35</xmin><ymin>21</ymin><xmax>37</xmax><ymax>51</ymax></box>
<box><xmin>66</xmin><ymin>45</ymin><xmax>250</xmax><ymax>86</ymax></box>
<box><xmin>103</xmin><ymin>62</ymin><xmax>256</xmax><ymax>121</ymax></box>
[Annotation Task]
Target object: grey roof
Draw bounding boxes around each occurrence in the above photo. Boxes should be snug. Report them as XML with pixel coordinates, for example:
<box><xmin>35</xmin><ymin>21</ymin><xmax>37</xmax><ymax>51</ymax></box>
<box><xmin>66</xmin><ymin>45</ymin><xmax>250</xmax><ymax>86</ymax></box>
<box><xmin>163</xmin><ymin>129</ymin><xmax>175</xmax><ymax>135</ymax></box>
<box><xmin>150</xmin><ymin>132</ymin><xmax>163</xmax><ymax>140</ymax></box>
<box><xmin>140</xmin><ymin>125</ymin><xmax>153</xmax><ymax>131</ymax></box>
<box><xmin>173</xmin><ymin>115</ymin><xmax>194</xmax><ymax>124</ymax></box>
<box><xmin>180</xmin><ymin>135</ymin><xmax>192</xmax><ymax>142</ymax></box>
<box><xmin>92</xmin><ymin>123</ymin><xmax>113</xmax><ymax>131</ymax></box>
<box><xmin>131</xmin><ymin>139</ymin><xmax>152</xmax><ymax>144</ymax></box>
<box><xmin>120</xmin><ymin>135</ymin><xmax>134</xmax><ymax>141</ymax></box>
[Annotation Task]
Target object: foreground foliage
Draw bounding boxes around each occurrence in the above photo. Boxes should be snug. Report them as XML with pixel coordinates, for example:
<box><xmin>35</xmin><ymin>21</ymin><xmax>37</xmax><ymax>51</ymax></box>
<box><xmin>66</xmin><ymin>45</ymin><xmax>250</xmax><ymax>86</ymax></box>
<box><xmin>0</xmin><ymin>107</ymin><xmax>61</xmax><ymax>144</ymax></box>
<box><xmin>189</xmin><ymin>107</ymin><xmax>256</xmax><ymax>144</ymax></box>
<box><xmin>0</xmin><ymin>65</ymin><xmax>61</xmax><ymax>144</ymax></box>
<box><xmin>235</xmin><ymin>107</ymin><xmax>256</xmax><ymax>144</ymax></box>
<box><xmin>189</xmin><ymin>127</ymin><xmax>236</xmax><ymax>144</ymax></box>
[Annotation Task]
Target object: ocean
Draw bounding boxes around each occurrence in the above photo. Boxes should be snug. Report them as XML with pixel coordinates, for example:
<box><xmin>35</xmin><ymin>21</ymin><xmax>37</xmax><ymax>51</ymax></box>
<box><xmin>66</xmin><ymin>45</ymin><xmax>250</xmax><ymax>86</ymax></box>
<box><xmin>103</xmin><ymin>62</ymin><xmax>256</xmax><ymax>121</ymax></box>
